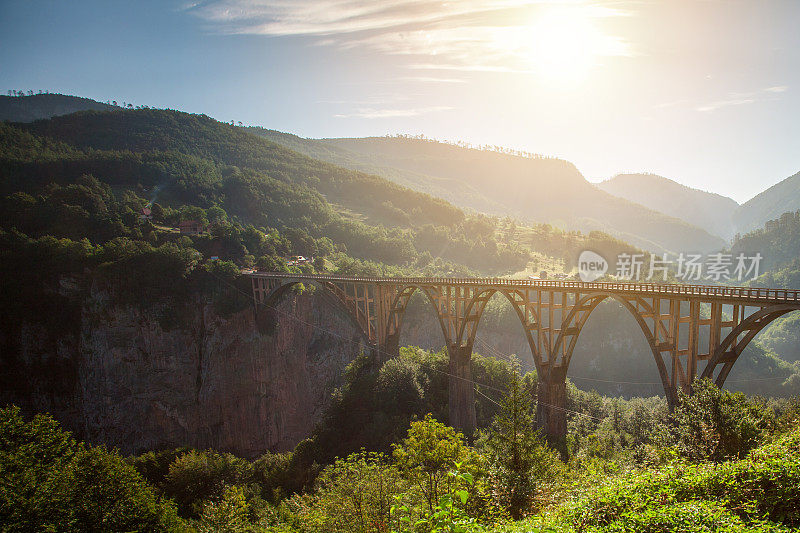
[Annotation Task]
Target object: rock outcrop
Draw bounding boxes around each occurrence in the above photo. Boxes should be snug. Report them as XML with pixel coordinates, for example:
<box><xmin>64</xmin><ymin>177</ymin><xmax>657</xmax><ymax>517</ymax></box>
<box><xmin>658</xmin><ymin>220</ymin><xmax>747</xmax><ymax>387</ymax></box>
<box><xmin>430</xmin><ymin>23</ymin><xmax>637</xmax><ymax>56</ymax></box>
<box><xmin>2</xmin><ymin>285</ymin><xmax>367</xmax><ymax>458</ymax></box>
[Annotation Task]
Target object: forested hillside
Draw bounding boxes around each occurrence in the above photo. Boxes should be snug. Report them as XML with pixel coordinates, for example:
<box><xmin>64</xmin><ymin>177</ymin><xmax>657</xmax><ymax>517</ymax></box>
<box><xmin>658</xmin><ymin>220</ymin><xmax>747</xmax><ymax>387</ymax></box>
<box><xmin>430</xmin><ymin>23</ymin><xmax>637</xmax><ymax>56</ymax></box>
<box><xmin>252</xmin><ymin>131</ymin><xmax>726</xmax><ymax>254</ymax></box>
<box><xmin>732</xmin><ymin>210</ymin><xmax>800</xmax><ymax>273</ymax></box>
<box><xmin>732</xmin><ymin>211</ymin><xmax>800</xmax><ymax>364</ymax></box>
<box><xmin>3</xmin><ymin>109</ymin><xmax>650</xmax><ymax>276</ymax></box>
<box><xmin>0</xmin><ymin>93</ymin><xmax>116</xmax><ymax>122</ymax></box>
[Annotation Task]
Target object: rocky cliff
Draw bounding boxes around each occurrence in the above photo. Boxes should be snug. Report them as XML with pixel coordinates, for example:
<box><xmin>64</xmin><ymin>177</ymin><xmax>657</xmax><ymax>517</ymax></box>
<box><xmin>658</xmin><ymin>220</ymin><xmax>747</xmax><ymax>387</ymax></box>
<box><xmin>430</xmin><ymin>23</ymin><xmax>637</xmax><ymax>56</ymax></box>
<box><xmin>1</xmin><ymin>283</ymin><xmax>367</xmax><ymax>458</ymax></box>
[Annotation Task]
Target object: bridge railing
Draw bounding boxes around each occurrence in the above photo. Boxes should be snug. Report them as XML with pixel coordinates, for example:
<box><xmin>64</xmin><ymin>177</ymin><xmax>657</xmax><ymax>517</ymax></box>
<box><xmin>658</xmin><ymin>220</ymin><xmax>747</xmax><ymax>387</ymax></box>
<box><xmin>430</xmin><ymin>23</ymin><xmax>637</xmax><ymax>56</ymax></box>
<box><xmin>247</xmin><ymin>272</ymin><xmax>800</xmax><ymax>303</ymax></box>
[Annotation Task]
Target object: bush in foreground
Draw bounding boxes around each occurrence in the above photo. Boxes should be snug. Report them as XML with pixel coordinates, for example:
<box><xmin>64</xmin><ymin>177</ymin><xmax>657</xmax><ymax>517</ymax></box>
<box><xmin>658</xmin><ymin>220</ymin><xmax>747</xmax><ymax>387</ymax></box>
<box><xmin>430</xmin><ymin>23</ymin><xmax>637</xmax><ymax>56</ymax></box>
<box><xmin>0</xmin><ymin>406</ymin><xmax>184</xmax><ymax>532</ymax></box>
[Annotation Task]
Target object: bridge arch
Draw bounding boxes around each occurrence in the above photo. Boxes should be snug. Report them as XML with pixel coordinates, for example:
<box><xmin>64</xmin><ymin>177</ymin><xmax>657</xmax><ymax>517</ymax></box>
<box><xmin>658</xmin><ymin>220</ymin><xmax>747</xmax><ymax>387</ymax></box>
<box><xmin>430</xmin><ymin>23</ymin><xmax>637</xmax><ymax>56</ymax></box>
<box><xmin>701</xmin><ymin>303</ymin><xmax>800</xmax><ymax>386</ymax></box>
<box><xmin>386</xmin><ymin>284</ymin><xmax>458</xmax><ymax>349</ymax></box>
<box><xmin>458</xmin><ymin>288</ymin><xmax>542</xmax><ymax>371</ymax></box>
<box><xmin>260</xmin><ymin>278</ymin><xmax>372</xmax><ymax>347</ymax></box>
<box><xmin>550</xmin><ymin>292</ymin><xmax>673</xmax><ymax>403</ymax></box>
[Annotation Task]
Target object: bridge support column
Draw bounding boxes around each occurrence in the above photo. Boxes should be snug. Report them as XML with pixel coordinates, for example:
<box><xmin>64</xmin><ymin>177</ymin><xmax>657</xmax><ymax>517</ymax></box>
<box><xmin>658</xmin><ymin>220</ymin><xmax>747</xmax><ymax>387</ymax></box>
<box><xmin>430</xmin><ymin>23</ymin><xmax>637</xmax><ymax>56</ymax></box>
<box><xmin>536</xmin><ymin>375</ymin><xmax>567</xmax><ymax>449</ymax></box>
<box><xmin>378</xmin><ymin>332</ymin><xmax>400</xmax><ymax>364</ymax></box>
<box><xmin>448</xmin><ymin>344</ymin><xmax>476</xmax><ymax>437</ymax></box>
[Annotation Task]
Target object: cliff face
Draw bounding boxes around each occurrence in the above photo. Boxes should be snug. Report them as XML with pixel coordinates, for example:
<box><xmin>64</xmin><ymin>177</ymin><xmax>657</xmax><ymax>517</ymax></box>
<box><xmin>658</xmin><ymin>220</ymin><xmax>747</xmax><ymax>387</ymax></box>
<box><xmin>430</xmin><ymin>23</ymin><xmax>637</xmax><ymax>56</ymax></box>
<box><xmin>2</xmin><ymin>286</ymin><xmax>367</xmax><ymax>458</ymax></box>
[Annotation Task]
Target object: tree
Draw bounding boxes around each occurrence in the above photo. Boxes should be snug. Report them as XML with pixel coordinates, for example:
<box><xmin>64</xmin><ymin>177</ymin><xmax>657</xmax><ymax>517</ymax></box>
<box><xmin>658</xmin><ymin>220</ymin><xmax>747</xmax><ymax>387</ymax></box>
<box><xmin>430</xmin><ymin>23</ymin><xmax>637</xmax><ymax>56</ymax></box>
<box><xmin>392</xmin><ymin>415</ymin><xmax>476</xmax><ymax>513</ymax></box>
<box><xmin>206</xmin><ymin>205</ymin><xmax>228</xmax><ymax>225</ymax></box>
<box><xmin>482</xmin><ymin>370</ymin><xmax>560</xmax><ymax>518</ymax></box>
<box><xmin>197</xmin><ymin>485</ymin><xmax>250</xmax><ymax>532</ymax></box>
<box><xmin>303</xmin><ymin>452</ymin><xmax>404</xmax><ymax>533</ymax></box>
<box><xmin>0</xmin><ymin>406</ymin><xmax>183</xmax><ymax>531</ymax></box>
<box><xmin>670</xmin><ymin>378</ymin><xmax>775</xmax><ymax>462</ymax></box>
<box><xmin>163</xmin><ymin>449</ymin><xmax>252</xmax><ymax>517</ymax></box>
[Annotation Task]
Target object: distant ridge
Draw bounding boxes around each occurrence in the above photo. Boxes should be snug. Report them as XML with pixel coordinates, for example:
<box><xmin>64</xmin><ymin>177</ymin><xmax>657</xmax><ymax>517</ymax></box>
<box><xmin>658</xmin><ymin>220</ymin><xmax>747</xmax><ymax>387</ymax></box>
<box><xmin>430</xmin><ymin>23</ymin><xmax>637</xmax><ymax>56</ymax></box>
<box><xmin>734</xmin><ymin>171</ymin><xmax>800</xmax><ymax>236</ymax></box>
<box><xmin>0</xmin><ymin>94</ymin><xmax>739</xmax><ymax>254</ymax></box>
<box><xmin>253</xmin><ymin>130</ymin><xmax>726</xmax><ymax>254</ymax></box>
<box><xmin>598</xmin><ymin>173</ymin><xmax>739</xmax><ymax>241</ymax></box>
<box><xmin>0</xmin><ymin>93</ymin><xmax>116</xmax><ymax>122</ymax></box>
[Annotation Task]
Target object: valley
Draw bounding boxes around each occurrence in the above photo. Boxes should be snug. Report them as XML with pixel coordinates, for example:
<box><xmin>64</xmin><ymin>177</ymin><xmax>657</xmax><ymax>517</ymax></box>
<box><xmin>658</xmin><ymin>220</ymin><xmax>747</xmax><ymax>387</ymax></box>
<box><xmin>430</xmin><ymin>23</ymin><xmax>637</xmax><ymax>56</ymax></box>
<box><xmin>1</xmin><ymin>93</ymin><xmax>799</xmax><ymax>532</ymax></box>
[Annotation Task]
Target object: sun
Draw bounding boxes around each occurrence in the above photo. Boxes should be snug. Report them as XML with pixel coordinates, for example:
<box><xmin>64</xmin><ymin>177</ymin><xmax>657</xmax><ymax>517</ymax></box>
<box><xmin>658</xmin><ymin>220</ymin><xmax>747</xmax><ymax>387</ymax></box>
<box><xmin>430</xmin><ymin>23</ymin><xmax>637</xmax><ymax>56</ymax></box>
<box><xmin>522</xmin><ymin>5</ymin><xmax>607</xmax><ymax>84</ymax></box>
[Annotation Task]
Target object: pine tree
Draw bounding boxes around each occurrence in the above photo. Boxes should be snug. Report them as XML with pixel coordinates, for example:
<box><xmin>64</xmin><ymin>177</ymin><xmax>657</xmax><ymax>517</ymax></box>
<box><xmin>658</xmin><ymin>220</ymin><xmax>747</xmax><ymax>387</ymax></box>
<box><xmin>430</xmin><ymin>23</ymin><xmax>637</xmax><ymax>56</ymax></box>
<box><xmin>484</xmin><ymin>370</ymin><xmax>559</xmax><ymax>519</ymax></box>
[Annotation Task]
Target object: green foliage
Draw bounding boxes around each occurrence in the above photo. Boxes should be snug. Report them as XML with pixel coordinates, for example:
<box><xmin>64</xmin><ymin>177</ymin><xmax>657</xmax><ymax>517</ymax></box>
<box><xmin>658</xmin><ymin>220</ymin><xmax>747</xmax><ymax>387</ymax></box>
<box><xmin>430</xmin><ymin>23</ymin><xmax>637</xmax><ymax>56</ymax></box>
<box><xmin>0</xmin><ymin>406</ymin><xmax>184</xmax><ymax>532</ymax></box>
<box><xmin>312</xmin><ymin>349</ymin><xmax>509</xmax><ymax>464</ymax></box>
<box><xmin>392</xmin><ymin>415</ymin><xmax>478</xmax><ymax>513</ymax></box>
<box><xmin>163</xmin><ymin>449</ymin><xmax>254</xmax><ymax>517</ymax></box>
<box><xmin>197</xmin><ymin>485</ymin><xmax>252</xmax><ymax>533</ymax></box>
<box><xmin>671</xmin><ymin>379</ymin><xmax>775</xmax><ymax>462</ymax></box>
<box><xmin>481</xmin><ymin>371</ymin><xmax>561</xmax><ymax>518</ymax></box>
<box><xmin>290</xmin><ymin>451</ymin><xmax>404</xmax><ymax>533</ymax></box>
<box><xmin>559</xmin><ymin>427</ymin><xmax>800</xmax><ymax>532</ymax></box>
<box><xmin>757</xmin><ymin>311</ymin><xmax>800</xmax><ymax>363</ymax></box>
<box><xmin>391</xmin><ymin>469</ymin><xmax>482</xmax><ymax>533</ymax></box>
<box><xmin>733</xmin><ymin>210</ymin><xmax>800</xmax><ymax>273</ymax></box>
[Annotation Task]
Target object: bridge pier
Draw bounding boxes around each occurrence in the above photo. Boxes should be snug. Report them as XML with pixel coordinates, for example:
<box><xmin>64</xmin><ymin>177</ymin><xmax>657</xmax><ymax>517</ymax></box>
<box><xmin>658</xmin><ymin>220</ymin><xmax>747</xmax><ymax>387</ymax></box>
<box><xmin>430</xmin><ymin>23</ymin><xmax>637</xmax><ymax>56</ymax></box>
<box><xmin>378</xmin><ymin>332</ymin><xmax>400</xmax><ymax>363</ymax></box>
<box><xmin>536</xmin><ymin>368</ymin><xmax>567</xmax><ymax>450</ymax></box>
<box><xmin>448</xmin><ymin>343</ymin><xmax>476</xmax><ymax>437</ymax></box>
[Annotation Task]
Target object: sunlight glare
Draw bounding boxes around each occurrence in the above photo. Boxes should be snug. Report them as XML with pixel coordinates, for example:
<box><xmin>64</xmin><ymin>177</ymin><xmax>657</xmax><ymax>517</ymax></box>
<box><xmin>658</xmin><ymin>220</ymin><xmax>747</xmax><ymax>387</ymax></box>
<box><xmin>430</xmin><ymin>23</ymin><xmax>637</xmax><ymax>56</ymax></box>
<box><xmin>523</xmin><ymin>5</ymin><xmax>606</xmax><ymax>84</ymax></box>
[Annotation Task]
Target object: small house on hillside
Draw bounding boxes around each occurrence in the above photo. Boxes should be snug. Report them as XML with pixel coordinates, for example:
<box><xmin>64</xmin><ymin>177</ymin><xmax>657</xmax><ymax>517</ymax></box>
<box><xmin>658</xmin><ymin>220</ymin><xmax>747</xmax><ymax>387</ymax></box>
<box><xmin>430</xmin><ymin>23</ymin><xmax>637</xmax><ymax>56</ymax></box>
<box><xmin>179</xmin><ymin>220</ymin><xmax>205</xmax><ymax>236</ymax></box>
<box><xmin>139</xmin><ymin>207</ymin><xmax>152</xmax><ymax>220</ymax></box>
<box><xmin>286</xmin><ymin>255</ymin><xmax>311</xmax><ymax>266</ymax></box>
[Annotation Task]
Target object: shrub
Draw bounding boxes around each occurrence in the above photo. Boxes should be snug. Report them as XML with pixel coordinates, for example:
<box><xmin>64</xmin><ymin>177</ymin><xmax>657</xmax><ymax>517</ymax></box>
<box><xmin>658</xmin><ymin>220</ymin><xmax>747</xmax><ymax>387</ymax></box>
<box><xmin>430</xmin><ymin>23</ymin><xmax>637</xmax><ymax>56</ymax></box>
<box><xmin>392</xmin><ymin>414</ymin><xmax>479</xmax><ymax>513</ymax></box>
<box><xmin>163</xmin><ymin>449</ymin><xmax>253</xmax><ymax>517</ymax></box>
<box><xmin>197</xmin><ymin>485</ymin><xmax>252</xmax><ymax>533</ymax></box>
<box><xmin>292</xmin><ymin>451</ymin><xmax>405</xmax><ymax>533</ymax></box>
<box><xmin>671</xmin><ymin>379</ymin><xmax>775</xmax><ymax>462</ymax></box>
<box><xmin>0</xmin><ymin>406</ymin><xmax>184</xmax><ymax>532</ymax></box>
<box><xmin>564</xmin><ymin>427</ymin><xmax>800</xmax><ymax>531</ymax></box>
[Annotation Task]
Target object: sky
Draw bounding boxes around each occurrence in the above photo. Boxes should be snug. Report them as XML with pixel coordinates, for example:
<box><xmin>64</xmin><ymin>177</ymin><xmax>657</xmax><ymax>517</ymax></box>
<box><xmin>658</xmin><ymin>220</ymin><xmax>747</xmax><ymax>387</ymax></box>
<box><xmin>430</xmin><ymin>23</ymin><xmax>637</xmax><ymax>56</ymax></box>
<box><xmin>1</xmin><ymin>0</ymin><xmax>798</xmax><ymax>203</ymax></box>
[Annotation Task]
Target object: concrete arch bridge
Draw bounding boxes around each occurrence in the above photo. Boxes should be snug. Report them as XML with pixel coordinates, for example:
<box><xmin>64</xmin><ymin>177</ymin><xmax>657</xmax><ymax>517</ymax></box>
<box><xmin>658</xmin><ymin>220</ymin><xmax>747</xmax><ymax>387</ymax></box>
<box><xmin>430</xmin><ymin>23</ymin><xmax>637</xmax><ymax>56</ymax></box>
<box><xmin>249</xmin><ymin>273</ymin><xmax>800</xmax><ymax>439</ymax></box>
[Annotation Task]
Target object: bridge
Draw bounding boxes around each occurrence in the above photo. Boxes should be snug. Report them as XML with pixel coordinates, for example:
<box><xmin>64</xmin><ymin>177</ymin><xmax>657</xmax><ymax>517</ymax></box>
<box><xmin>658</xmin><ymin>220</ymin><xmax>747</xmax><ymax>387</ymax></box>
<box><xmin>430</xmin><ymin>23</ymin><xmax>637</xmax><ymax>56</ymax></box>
<box><xmin>249</xmin><ymin>273</ymin><xmax>800</xmax><ymax>439</ymax></box>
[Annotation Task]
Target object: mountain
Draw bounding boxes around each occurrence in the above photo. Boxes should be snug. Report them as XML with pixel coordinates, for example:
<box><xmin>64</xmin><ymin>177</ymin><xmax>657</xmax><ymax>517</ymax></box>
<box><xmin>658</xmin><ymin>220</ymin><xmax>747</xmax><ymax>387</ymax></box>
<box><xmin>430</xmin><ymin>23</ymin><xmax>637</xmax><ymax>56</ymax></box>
<box><xmin>1</xmin><ymin>97</ymin><xmax>797</xmax><ymax>471</ymax></box>
<box><xmin>3</xmin><ymin>107</ymin><xmax>645</xmax><ymax>276</ymax></box>
<box><xmin>598</xmin><ymin>173</ymin><xmax>739</xmax><ymax>241</ymax></box>
<box><xmin>0</xmin><ymin>93</ymin><xmax>115</xmax><ymax>122</ymax></box>
<box><xmin>252</xmin><ymin>131</ymin><xmax>726</xmax><ymax>254</ymax></box>
<box><xmin>732</xmin><ymin>211</ymin><xmax>800</xmax><ymax>274</ymax></box>
<box><xmin>245</xmin><ymin>128</ymin><xmax>514</xmax><ymax>216</ymax></box>
<box><xmin>734</xmin><ymin>171</ymin><xmax>800</xmax><ymax>236</ymax></box>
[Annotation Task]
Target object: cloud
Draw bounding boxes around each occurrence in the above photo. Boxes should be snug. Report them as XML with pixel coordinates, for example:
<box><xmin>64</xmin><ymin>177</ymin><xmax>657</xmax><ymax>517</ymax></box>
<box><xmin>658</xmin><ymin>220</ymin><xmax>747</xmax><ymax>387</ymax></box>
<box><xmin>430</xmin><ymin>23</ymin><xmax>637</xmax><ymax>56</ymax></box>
<box><xmin>398</xmin><ymin>76</ymin><xmax>468</xmax><ymax>84</ymax></box>
<box><xmin>188</xmin><ymin>1</ymin><xmax>541</xmax><ymax>36</ymax></box>
<box><xmin>187</xmin><ymin>0</ymin><xmax>634</xmax><ymax>72</ymax></box>
<box><xmin>696</xmin><ymin>85</ymin><xmax>788</xmax><ymax>112</ymax></box>
<box><xmin>334</xmin><ymin>105</ymin><xmax>454</xmax><ymax>119</ymax></box>
<box><xmin>696</xmin><ymin>97</ymin><xmax>755</xmax><ymax>112</ymax></box>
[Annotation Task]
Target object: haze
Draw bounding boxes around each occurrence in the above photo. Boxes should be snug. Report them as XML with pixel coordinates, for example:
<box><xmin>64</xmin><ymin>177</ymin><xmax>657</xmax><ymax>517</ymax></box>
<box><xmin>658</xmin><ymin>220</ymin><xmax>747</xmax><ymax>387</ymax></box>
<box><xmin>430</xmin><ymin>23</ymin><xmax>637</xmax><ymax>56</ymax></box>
<box><xmin>1</xmin><ymin>0</ymin><xmax>797</xmax><ymax>203</ymax></box>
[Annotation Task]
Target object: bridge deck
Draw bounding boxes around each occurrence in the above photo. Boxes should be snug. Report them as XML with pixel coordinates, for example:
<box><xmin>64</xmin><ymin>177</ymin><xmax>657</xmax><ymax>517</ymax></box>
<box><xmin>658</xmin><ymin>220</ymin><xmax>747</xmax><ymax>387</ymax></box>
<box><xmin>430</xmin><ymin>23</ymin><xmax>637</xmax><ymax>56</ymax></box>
<box><xmin>247</xmin><ymin>272</ymin><xmax>799</xmax><ymax>305</ymax></box>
